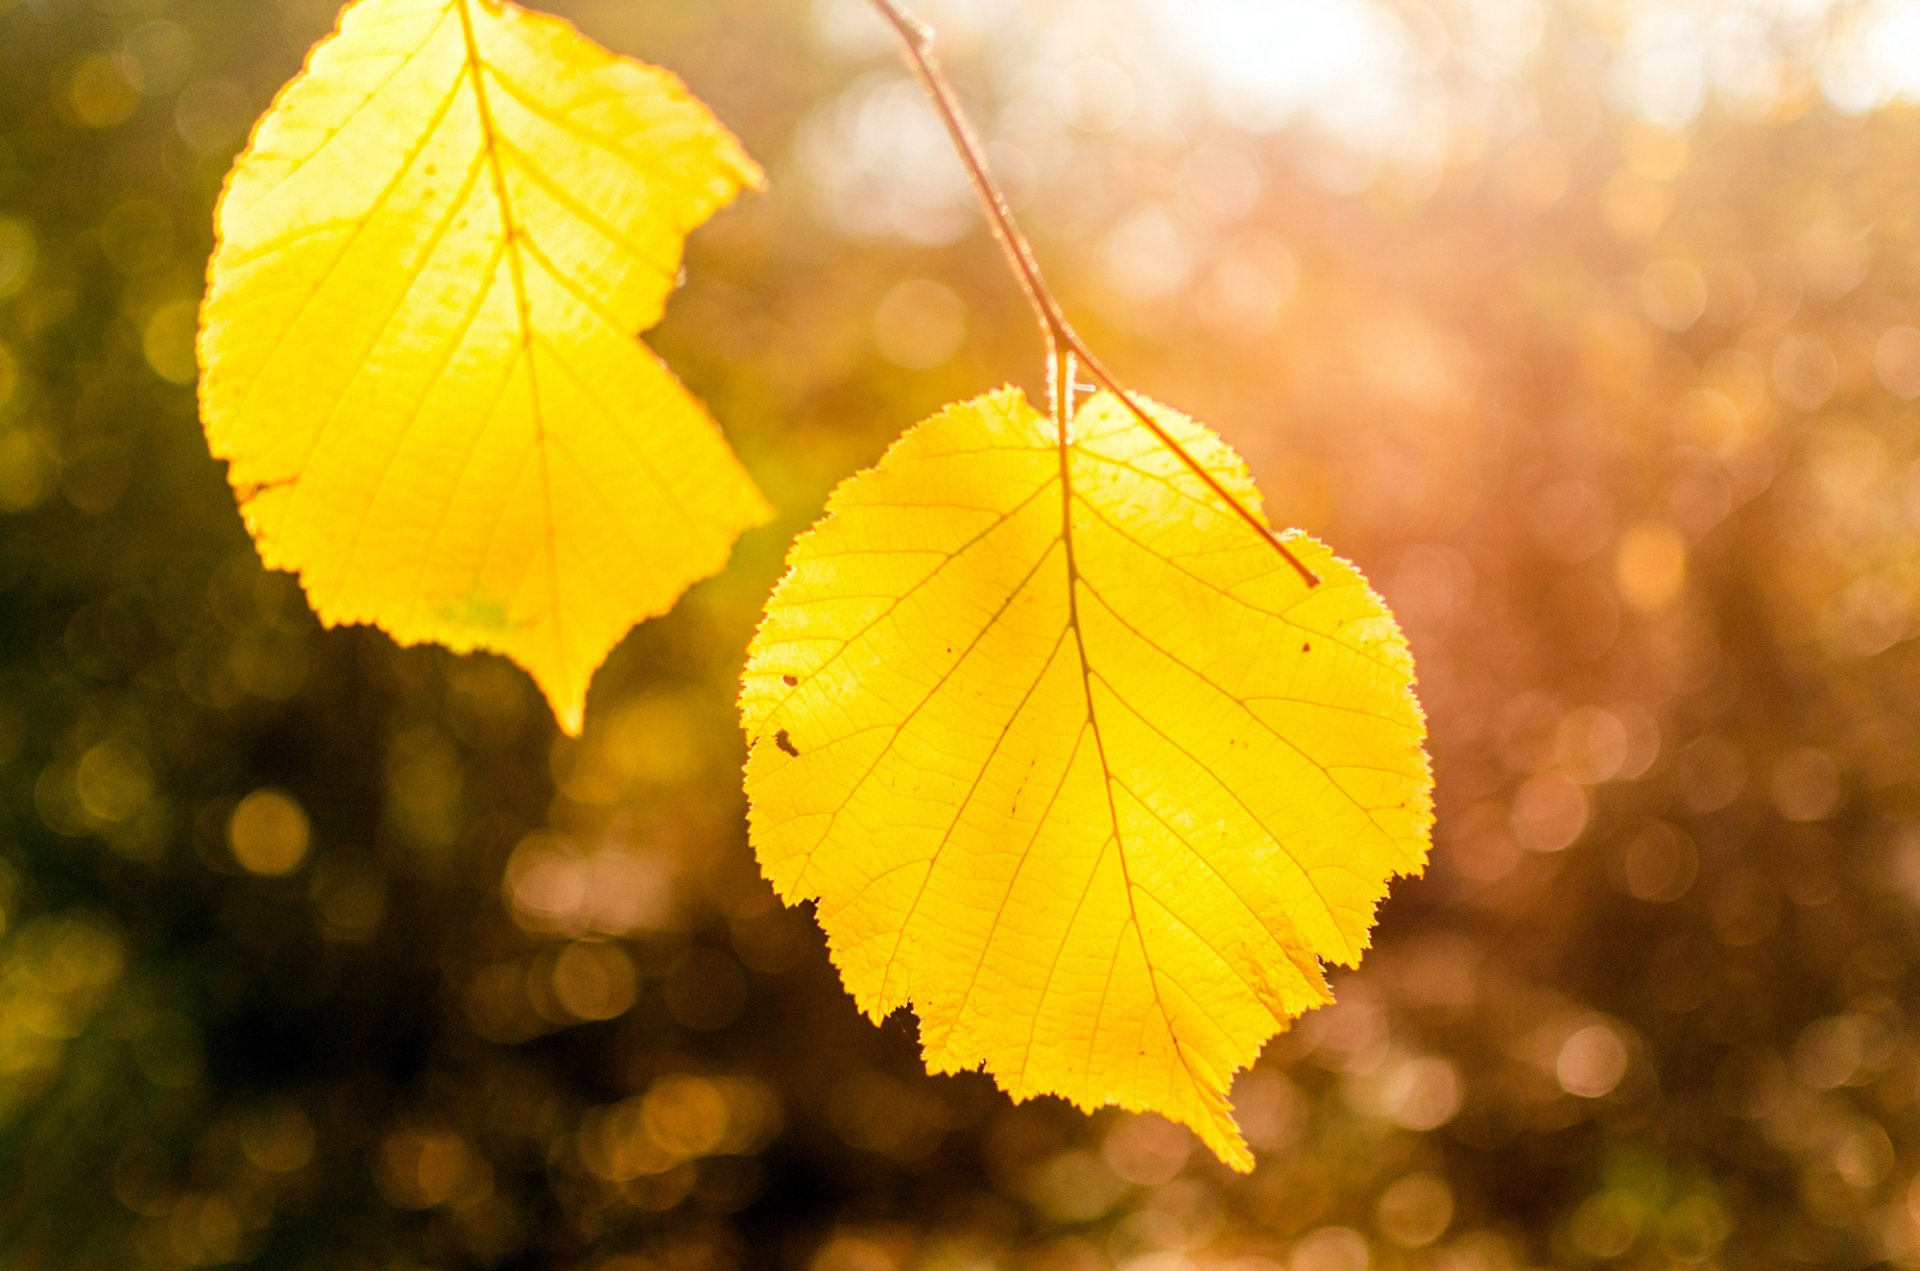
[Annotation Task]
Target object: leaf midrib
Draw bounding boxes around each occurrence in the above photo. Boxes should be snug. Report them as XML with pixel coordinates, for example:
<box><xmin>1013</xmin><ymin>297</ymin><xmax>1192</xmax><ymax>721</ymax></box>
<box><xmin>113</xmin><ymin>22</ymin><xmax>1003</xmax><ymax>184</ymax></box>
<box><xmin>452</xmin><ymin>0</ymin><xmax>566</xmax><ymax>686</ymax></box>
<box><xmin>1050</xmin><ymin>419</ymin><xmax>1213</xmax><ymax>1111</ymax></box>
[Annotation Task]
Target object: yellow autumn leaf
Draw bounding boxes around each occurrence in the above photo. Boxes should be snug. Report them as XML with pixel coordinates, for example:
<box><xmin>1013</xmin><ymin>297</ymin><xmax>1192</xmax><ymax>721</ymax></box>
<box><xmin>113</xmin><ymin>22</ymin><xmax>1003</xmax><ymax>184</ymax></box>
<box><xmin>199</xmin><ymin>0</ymin><xmax>770</xmax><ymax>734</ymax></box>
<box><xmin>741</xmin><ymin>388</ymin><xmax>1433</xmax><ymax>1169</ymax></box>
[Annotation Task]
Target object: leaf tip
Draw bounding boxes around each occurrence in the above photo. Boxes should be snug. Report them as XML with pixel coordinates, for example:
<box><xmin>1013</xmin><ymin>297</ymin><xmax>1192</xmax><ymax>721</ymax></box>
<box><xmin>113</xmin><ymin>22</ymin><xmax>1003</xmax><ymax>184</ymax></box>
<box><xmin>551</xmin><ymin>696</ymin><xmax>587</xmax><ymax>738</ymax></box>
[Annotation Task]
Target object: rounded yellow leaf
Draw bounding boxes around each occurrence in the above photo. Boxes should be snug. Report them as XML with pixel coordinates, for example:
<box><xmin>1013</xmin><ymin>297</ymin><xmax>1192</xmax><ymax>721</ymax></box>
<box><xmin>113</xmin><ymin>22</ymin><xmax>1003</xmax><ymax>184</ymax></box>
<box><xmin>199</xmin><ymin>0</ymin><xmax>771</xmax><ymax>733</ymax></box>
<box><xmin>741</xmin><ymin>388</ymin><xmax>1432</xmax><ymax>1170</ymax></box>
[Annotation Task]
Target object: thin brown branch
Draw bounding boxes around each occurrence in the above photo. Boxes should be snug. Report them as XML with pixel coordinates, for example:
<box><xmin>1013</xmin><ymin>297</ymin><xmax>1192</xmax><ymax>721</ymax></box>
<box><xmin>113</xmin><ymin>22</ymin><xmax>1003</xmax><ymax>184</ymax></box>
<box><xmin>865</xmin><ymin>0</ymin><xmax>1319</xmax><ymax>587</ymax></box>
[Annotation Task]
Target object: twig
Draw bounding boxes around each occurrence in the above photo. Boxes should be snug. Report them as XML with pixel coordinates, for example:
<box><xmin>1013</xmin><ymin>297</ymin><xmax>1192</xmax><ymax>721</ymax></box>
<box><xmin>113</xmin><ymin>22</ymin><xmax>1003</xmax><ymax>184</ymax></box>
<box><xmin>865</xmin><ymin>0</ymin><xmax>1319</xmax><ymax>587</ymax></box>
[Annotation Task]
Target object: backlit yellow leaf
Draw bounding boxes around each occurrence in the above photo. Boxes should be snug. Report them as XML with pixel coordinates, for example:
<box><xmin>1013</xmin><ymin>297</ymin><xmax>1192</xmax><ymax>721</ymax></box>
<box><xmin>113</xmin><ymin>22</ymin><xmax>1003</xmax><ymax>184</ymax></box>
<box><xmin>199</xmin><ymin>0</ymin><xmax>770</xmax><ymax>733</ymax></box>
<box><xmin>741</xmin><ymin>388</ymin><xmax>1432</xmax><ymax>1169</ymax></box>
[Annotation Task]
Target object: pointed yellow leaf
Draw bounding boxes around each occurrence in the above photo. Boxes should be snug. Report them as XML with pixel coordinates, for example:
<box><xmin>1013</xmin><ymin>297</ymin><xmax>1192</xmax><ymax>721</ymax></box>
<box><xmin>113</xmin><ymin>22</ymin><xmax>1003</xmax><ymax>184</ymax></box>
<box><xmin>741</xmin><ymin>388</ymin><xmax>1433</xmax><ymax>1169</ymax></box>
<box><xmin>199</xmin><ymin>0</ymin><xmax>770</xmax><ymax>733</ymax></box>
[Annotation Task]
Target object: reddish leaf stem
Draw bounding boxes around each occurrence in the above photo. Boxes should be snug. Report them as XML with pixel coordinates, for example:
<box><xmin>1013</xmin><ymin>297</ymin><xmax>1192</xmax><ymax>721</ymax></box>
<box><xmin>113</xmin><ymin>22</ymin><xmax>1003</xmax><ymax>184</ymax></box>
<box><xmin>864</xmin><ymin>0</ymin><xmax>1318</xmax><ymax>587</ymax></box>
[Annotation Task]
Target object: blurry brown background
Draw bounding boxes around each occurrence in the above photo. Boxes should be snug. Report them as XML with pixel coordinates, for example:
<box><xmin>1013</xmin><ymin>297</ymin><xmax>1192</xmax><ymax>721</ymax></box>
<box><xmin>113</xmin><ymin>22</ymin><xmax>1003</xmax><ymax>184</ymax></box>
<box><xmin>4</xmin><ymin>0</ymin><xmax>1920</xmax><ymax>1265</ymax></box>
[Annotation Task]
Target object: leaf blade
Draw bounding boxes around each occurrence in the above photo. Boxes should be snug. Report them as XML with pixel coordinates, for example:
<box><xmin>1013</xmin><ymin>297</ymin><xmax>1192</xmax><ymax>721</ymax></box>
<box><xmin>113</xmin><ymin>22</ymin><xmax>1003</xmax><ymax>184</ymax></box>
<box><xmin>742</xmin><ymin>388</ymin><xmax>1433</xmax><ymax>1169</ymax></box>
<box><xmin>199</xmin><ymin>0</ymin><xmax>769</xmax><ymax>733</ymax></box>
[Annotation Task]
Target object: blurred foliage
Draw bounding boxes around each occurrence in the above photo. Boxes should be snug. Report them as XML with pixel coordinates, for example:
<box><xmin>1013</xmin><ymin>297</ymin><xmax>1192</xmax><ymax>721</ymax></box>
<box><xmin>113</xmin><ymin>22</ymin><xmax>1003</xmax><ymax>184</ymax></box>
<box><xmin>6</xmin><ymin>0</ymin><xmax>1920</xmax><ymax>1266</ymax></box>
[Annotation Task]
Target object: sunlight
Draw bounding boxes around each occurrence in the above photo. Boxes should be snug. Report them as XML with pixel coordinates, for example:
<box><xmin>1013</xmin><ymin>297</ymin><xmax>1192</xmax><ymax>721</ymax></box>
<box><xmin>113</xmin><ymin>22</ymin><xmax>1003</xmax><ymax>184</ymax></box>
<box><xmin>1146</xmin><ymin>0</ymin><xmax>1415</xmax><ymax>142</ymax></box>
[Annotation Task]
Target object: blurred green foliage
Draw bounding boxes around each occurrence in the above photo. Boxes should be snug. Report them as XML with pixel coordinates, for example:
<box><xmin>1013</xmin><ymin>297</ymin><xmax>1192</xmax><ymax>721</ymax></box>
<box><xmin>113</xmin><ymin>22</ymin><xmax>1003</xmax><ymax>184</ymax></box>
<box><xmin>7</xmin><ymin>0</ymin><xmax>1920</xmax><ymax>1266</ymax></box>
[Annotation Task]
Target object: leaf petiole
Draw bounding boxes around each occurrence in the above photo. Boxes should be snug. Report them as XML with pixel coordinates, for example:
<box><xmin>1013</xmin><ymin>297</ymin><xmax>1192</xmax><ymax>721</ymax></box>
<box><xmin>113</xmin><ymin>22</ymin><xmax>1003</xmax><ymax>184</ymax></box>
<box><xmin>865</xmin><ymin>0</ymin><xmax>1319</xmax><ymax>587</ymax></box>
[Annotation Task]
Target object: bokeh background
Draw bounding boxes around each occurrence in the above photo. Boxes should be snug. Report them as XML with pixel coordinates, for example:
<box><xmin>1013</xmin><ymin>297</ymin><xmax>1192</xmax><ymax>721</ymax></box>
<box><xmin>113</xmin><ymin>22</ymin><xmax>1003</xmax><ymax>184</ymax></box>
<box><xmin>6</xmin><ymin>0</ymin><xmax>1920</xmax><ymax>1264</ymax></box>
